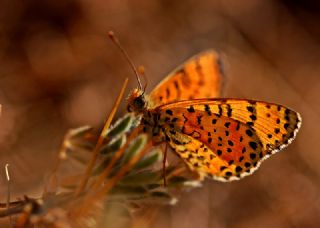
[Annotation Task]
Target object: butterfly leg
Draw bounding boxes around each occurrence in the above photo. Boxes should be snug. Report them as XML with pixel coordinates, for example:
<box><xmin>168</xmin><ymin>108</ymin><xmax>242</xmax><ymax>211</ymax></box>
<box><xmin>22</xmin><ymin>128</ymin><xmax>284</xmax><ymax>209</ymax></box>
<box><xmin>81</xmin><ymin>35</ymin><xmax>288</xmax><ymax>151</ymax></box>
<box><xmin>162</xmin><ymin>143</ymin><xmax>168</xmax><ymax>187</ymax></box>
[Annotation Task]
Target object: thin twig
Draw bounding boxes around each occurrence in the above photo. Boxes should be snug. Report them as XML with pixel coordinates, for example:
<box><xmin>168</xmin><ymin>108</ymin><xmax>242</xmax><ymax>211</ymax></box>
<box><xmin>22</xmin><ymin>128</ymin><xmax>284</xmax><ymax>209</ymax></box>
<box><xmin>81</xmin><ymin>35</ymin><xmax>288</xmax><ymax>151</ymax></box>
<box><xmin>43</xmin><ymin>132</ymin><xmax>69</xmax><ymax>197</ymax></box>
<box><xmin>0</xmin><ymin>200</ymin><xmax>24</xmax><ymax>208</ymax></box>
<box><xmin>0</xmin><ymin>204</ymin><xmax>24</xmax><ymax>218</ymax></box>
<box><xmin>0</xmin><ymin>199</ymin><xmax>35</xmax><ymax>218</ymax></box>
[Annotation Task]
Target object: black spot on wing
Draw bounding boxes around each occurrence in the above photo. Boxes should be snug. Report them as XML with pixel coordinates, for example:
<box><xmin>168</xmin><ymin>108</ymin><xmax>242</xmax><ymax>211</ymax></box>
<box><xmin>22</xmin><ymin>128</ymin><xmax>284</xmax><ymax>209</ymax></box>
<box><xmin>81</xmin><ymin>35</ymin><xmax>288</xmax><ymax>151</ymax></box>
<box><xmin>178</xmin><ymin>69</ymin><xmax>191</xmax><ymax>88</ymax></box>
<box><xmin>247</xmin><ymin>106</ymin><xmax>254</xmax><ymax>112</ymax></box>
<box><xmin>235</xmin><ymin>166</ymin><xmax>243</xmax><ymax>172</ymax></box>
<box><xmin>197</xmin><ymin>115</ymin><xmax>202</xmax><ymax>125</ymax></box>
<box><xmin>187</xmin><ymin>106</ymin><xmax>195</xmax><ymax>113</ymax></box>
<box><xmin>205</xmin><ymin>105</ymin><xmax>212</xmax><ymax>116</ymax></box>
<box><xmin>284</xmin><ymin>123</ymin><xmax>289</xmax><ymax>130</ymax></box>
<box><xmin>173</xmin><ymin>80</ymin><xmax>181</xmax><ymax>100</ymax></box>
<box><xmin>250</xmin><ymin>114</ymin><xmax>257</xmax><ymax>121</ymax></box>
<box><xmin>166</xmin><ymin>88</ymin><xmax>170</xmax><ymax>99</ymax></box>
<box><xmin>218</xmin><ymin>105</ymin><xmax>223</xmax><ymax>116</ymax></box>
<box><xmin>226</xmin><ymin>104</ymin><xmax>232</xmax><ymax>117</ymax></box>
<box><xmin>246</xmin><ymin>129</ymin><xmax>253</xmax><ymax>137</ymax></box>
<box><xmin>249</xmin><ymin>141</ymin><xmax>257</xmax><ymax>150</ymax></box>
<box><xmin>235</xmin><ymin>121</ymin><xmax>240</xmax><ymax>131</ymax></box>
<box><xmin>195</xmin><ymin>59</ymin><xmax>205</xmax><ymax>86</ymax></box>
<box><xmin>166</xmin><ymin>110</ymin><xmax>173</xmax><ymax>116</ymax></box>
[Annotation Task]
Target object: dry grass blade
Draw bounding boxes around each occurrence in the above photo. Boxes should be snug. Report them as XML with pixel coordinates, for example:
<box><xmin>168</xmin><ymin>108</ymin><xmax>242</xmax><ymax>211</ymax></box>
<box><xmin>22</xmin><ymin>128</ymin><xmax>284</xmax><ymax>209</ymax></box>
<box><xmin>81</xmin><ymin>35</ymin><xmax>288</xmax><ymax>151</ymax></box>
<box><xmin>75</xmin><ymin>137</ymin><xmax>153</xmax><ymax>217</ymax></box>
<box><xmin>75</xmin><ymin>78</ymin><xmax>129</xmax><ymax>196</ymax></box>
<box><xmin>5</xmin><ymin>164</ymin><xmax>12</xmax><ymax>226</ymax></box>
<box><xmin>92</xmin><ymin>126</ymin><xmax>142</xmax><ymax>191</ymax></box>
<box><xmin>95</xmin><ymin>139</ymin><xmax>153</xmax><ymax>198</ymax></box>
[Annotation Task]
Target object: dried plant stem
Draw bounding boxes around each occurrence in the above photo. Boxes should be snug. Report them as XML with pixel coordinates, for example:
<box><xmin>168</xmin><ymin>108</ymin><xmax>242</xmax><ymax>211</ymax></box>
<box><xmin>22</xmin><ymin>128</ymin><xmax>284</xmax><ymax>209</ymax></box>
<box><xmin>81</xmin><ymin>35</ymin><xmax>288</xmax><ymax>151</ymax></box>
<box><xmin>0</xmin><ymin>201</ymin><xmax>25</xmax><ymax>209</ymax></box>
<box><xmin>0</xmin><ymin>205</ymin><xmax>24</xmax><ymax>218</ymax></box>
<box><xmin>0</xmin><ymin>197</ymin><xmax>40</xmax><ymax>219</ymax></box>
<box><xmin>43</xmin><ymin>131</ymin><xmax>71</xmax><ymax>196</ymax></box>
<box><xmin>95</xmin><ymin>140</ymin><xmax>152</xmax><ymax>198</ymax></box>
<box><xmin>5</xmin><ymin>164</ymin><xmax>13</xmax><ymax>226</ymax></box>
<box><xmin>76</xmin><ymin>141</ymin><xmax>153</xmax><ymax>217</ymax></box>
<box><xmin>75</xmin><ymin>78</ymin><xmax>129</xmax><ymax>197</ymax></box>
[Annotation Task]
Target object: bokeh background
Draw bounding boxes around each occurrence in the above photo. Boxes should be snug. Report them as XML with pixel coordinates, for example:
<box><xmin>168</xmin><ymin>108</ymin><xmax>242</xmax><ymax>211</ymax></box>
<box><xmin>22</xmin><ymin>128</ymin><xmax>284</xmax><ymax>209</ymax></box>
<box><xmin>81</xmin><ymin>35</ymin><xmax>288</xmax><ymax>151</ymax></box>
<box><xmin>0</xmin><ymin>0</ymin><xmax>319</xmax><ymax>227</ymax></box>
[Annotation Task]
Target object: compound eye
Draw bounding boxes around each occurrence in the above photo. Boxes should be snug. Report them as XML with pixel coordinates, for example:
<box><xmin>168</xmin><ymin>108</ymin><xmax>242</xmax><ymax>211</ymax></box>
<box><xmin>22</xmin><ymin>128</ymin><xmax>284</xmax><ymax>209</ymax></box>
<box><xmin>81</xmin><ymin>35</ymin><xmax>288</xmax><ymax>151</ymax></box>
<box><xmin>133</xmin><ymin>96</ymin><xmax>146</xmax><ymax>109</ymax></box>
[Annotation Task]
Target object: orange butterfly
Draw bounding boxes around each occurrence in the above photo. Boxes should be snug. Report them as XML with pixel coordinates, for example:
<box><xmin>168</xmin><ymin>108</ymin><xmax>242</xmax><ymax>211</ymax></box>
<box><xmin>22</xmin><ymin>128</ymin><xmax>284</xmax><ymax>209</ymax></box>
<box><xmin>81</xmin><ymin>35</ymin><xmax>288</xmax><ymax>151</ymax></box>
<box><xmin>110</xmin><ymin>32</ymin><xmax>301</xmax><ymax>182</ymax></box>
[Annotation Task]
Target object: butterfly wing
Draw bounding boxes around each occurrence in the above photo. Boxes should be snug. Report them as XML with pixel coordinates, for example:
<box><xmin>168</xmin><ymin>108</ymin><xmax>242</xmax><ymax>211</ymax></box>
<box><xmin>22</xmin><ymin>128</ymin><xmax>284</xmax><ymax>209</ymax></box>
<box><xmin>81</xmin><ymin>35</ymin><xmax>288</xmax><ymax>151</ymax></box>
<box><xmin>163</xmin><ymin>112</ymin><xmax>264</xmax><ymax>181</ymax></box>
<box><xmin>156</xmin><ymin>99</ymin><xmax>301</xmax><ymax>181</ymax></box>
<box><xmin>148</xmin><ymin>50</ymin><xmax>225</xmax><ymax>107</ymax></box>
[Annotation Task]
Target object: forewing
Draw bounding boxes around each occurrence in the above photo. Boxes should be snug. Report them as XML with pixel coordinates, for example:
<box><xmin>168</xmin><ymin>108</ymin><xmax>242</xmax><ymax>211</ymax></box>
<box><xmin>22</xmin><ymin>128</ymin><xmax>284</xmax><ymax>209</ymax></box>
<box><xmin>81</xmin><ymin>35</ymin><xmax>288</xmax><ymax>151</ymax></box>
<box><xmin>160</xmin><ymin>99</ymin><xmax>301</xmax><ymax>154</ymax></box>
<box><xmin>158</xmin><ymin>99</ymin><xmax>301</xmax><ymax>181</ymax></box>
<box><xmin>149</xmin><ymin>50</ymin><xmax>225</xmax><ymax>107</ymax></box>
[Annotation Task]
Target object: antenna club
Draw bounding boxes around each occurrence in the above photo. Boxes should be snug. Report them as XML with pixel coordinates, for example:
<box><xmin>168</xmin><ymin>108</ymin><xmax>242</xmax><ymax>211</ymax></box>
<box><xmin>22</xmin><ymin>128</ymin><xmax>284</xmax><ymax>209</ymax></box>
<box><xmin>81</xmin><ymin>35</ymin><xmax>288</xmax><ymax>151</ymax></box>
<box><xmin>108</xmin><ymin>31</ymin><xmax>115</xmax><ymax>39</ymax></box>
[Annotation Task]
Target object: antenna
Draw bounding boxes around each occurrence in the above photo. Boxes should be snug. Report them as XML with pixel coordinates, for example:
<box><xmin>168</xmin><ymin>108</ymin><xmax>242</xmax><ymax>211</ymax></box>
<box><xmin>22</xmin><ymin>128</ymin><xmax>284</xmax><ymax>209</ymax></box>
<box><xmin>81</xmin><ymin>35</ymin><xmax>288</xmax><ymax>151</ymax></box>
<box><xmin>108</xmin><ymin>31</ymin><xmax>143</xmax><ymax>91</ymax></box>
<box><xmin>138</xmin><ymin>65</ymin><xmax>148</xmax><ymax>93</ymax></box>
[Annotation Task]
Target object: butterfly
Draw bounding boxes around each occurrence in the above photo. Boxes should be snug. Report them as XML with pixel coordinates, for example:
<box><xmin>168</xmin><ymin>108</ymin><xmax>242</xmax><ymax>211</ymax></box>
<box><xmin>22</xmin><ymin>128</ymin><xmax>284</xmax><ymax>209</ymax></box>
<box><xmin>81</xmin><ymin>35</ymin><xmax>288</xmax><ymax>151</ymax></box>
<box><xmin>125</xmin><ymin>50</ymin><xmax>302</xmax><ymax>182</ymax></box>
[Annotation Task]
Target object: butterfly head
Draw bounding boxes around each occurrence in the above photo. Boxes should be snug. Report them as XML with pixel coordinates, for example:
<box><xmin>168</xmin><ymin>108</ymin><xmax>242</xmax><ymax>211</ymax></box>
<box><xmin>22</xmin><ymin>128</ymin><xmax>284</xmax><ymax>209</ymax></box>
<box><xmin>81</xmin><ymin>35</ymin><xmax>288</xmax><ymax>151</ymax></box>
<box><xmin>127</xmin><ymin>89</ymin><xmax>147</xmax><ymax>113</ymax></box>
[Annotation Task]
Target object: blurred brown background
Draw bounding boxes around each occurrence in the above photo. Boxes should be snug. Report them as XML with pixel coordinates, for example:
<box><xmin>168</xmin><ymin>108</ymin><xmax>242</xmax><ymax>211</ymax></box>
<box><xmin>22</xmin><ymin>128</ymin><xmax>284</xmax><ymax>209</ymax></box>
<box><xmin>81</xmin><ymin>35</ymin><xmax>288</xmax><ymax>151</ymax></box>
<box><xmin>0</xmin><ymin>0</ymin><xmax>319</xmax><ymax>227</ymax></box>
